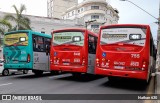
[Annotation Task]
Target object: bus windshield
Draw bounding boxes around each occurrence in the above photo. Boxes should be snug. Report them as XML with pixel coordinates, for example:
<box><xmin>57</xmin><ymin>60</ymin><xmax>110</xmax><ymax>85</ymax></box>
<box><xmin>53</xmin><ymin>31</ymin><xmax>84</xmax><ymax>46</ymax></box>
<box><xmin>4</xmin><ymin>33</ymin><xmax>28</xmax><ymax>46</ymax></box>
<box><xmin>100</xmin><ymin>27</ymin><xmax>146</xmax><ymax>46</ymax></box>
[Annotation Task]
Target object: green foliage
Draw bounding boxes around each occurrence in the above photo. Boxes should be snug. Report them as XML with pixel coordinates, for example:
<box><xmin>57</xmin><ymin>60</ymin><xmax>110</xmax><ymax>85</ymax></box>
<box><xmin>3</xmin><ymin>4</ymin><xmax>31</xmax><ymax>31</ymax></box>
<box><xmin>0</xmin><ymin>19</ymin><xmax>12</xmax><ymax>35</ymax></box>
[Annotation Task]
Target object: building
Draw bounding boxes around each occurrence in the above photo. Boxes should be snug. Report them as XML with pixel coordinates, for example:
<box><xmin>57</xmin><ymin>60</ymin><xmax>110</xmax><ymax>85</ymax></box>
<box><xmin>62</xmin><ymin>0</ymin><xmax>119</xmax><ymax>33</ymax></box>
<box><xmin>0</xmin><ymin>11</ymin><xmax>81</xmax><ymax>34</ymax></box>
<box><xmin>0</xmin><ymin>11</ymin><xmax>82</xmax><ymax>45</ymax></box>
<box><xmin>47</xmin><ymin>0</ymin><xmax>78</xmax><ymax>19</ymax></box>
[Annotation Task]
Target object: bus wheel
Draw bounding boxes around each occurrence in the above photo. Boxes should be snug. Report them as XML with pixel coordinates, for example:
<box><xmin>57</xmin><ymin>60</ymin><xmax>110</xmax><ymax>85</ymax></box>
<box><xmin>32</xmin><ymin>70</ymin><xmax>43</xmax><ymax>76</ymax></box>
<box><xmin>51</xmin><ymin>71</ymin><xmax>59</xmax><ymax>75</ymax></box>
<box><xmin>23</xmin><ymin>70</ymin><xmax>28</xmax><ymax>74</ymax></box>
<box><xmin>108</xmin><ymin>77</ymin><xmax>117</xmax><ymax>82</ymax></box>
<box><xmin>2</xmin><ymin>69</ymin><xmax>9</xmax><ymax>76</ymax></box>
<box><xmin>72</xmin><ymin>73</ymin><xmax>81</xmax><ymax>77</ymax></box>
<box><xmin>145</xmin><ymin>70</ymin><xmax>152</xmax><ymax>84</ymax></box>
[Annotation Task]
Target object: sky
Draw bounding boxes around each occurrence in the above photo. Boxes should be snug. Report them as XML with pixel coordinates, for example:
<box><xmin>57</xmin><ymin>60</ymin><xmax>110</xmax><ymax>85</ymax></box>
<box><xmin>0</xmin><ymin>0</ymin><xmax>159</xmax><ymax>41</ymax></box>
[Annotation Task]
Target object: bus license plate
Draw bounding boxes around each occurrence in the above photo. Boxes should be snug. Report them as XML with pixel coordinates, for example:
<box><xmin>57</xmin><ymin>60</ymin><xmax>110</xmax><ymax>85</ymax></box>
<box><xmin>63</xmin><ymin>63</ymin><xmax>70</xmax><ymax>65</ymax></box>
<box><xmin>114</xmin><ymin>66</ymin><xmax>124</xmax><ymax>69</ymax></box>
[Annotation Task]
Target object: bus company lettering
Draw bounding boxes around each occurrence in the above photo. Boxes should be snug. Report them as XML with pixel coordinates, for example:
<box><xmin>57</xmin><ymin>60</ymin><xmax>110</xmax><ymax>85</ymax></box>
<box><xmin>34</xmin><ymin>57</ymin><xmax>39</xmax><ymax>63</ymax></box>
<box><xmin>102</xmin><ymin>34</ymin><xmax>127</xmax><ymax>39</ymax></box>
<box><xmin>74</xmin><ymin>58</ymin><xmax>80</xmax><ymax>62</ymax></box>
<box><xmin>34</xmin><ymin>53</ymin><xmax>39</xmax><ymax>62</ymax></box>
<box><xmin>114</xmin><ymin>61</ymin><xmax>125</xmax><ymax>65</ymax></box>
<box><xmin>62</xmin><ymin>59</ymin><xmax>70</xmax><ymax>62</ymax></box>
<box><xmin>21</xmin><ymin>51</ymin><xmax>26</xmax><ymax>54</ymax></box>
<box><xmin>130</xmin><ymin>61</ymin><xmax>139</xmax><ymax>66</ymax></box>
<box><xmin>74</xmin><ymin>52</ymin><xmax>80</xmax><ymax>56</ymax></box>
<box><xmin>131</xmin><ymin>54</ymin><xmax>140</xmax><ymax>58</ymax></box>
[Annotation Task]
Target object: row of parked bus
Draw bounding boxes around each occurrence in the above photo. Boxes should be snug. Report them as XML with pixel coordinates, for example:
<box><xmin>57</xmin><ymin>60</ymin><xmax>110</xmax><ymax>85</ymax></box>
<box><xmin>1</xmin><ymin>24</ymin><xmax>157</xmax><ymax>83</ymax></box>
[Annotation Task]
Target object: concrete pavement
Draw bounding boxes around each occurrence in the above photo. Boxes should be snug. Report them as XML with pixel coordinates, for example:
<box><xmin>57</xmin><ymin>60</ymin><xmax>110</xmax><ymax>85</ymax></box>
<box><xmin>0</xmin><ymin>72</ymin><xmax>154</xmax><ymax>103</ymax></box>
<box><xmin>156</xmin><ymin>72</ymin><xmax>160</xmax><ymax>103</ymax></box>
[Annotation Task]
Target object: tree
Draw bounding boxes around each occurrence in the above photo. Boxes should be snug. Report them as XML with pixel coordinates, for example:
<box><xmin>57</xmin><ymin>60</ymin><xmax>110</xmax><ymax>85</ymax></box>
<box><xmin>4</xmin><ymin>4</ymin><xmax>31</xmax><ymax>30</ymax></box>
<box><xmin>0</xmin><ymin>19</ymin><xmax>12</xmax><ymax>35</ymax></box>
<box><xmin>0</xmin><ymin>19</ymin><xmax>12</xmax><ymax>46</ymax></box>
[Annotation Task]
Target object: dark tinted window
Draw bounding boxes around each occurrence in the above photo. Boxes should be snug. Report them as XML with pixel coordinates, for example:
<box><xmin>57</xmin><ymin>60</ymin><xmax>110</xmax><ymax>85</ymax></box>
<box><xmin>88</xmin><ymin>34</ymin><xmax>97</xmax><ymax>54</ymax></box>
<box><xmin>32</xmin><ymin>35</ymin><xmax>46</xmax><ymax>52</ymax></box>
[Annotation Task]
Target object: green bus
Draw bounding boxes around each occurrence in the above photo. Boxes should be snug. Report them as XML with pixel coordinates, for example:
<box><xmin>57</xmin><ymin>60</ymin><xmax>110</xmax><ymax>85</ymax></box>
<box><xmin>3</xmin><ymin>30</ymin><xmax>51</xmax><ymax>75</ymax></box>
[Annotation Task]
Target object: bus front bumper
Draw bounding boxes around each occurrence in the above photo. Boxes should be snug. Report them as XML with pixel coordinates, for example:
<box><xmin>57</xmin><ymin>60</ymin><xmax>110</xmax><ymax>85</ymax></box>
<box><xmin>95</xmin><ymin>67</ymin><xmax>148</xmax><ymax>80</ymax></box>
<box><xmin>50</xmin><ymin>65</ymin><xmax>87</xmax><ymax>73</ymax></box>
<box><xmin>4</xmin><ymin>63</ymin><xmax>32</xmax><ymax>70</ymax></box>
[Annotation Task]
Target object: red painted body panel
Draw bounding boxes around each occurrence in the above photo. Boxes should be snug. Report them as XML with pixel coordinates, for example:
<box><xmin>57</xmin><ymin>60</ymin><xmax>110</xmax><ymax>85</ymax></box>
<box><xmin>50</xmin><ymin>28</ymin><xmax>97</xmax><ymax>73</ymax></box>
<box><xmin>95</xmin><ymin>24</ymin><xmax>151</xmax><ymax>80</ymax></box>
<box><xmin>95</xmin><ymin>67</ymin><xmax>147</xmax><ymax>80</ymax></box>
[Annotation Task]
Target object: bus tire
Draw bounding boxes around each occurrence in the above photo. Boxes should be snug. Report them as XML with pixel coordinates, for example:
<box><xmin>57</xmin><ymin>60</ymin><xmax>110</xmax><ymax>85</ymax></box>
<box><xmin>33</xmin><ymin>70</ymin><xmax>43</xmax><ymax>76</ymax></box>
<box><xmin>108</xmin><ymin>77</ymin><xmax>117</xmax><ymax>82</ymax></box>
<box><xmin>146</xmin><ymin>70</ymin><xmax>152</xmax><ymax>84</ymax></box>
<box><xmin>51</xmin><ymin>71</ymin><xmax>59</xmax><ymax>75</ymax></box>
<box><xmin>2</xmin><ymin>69</ymin><xmax>9</xmax><ymax>76</ymax></box>
<box><xmin>23</xmin><ymin>70</ymin><xmax>28</xmax><ymax>74</ymax></box>
<box><xmin>72</xmin><ymin>73</ymin><xmax>81</xmax><ymax>77</ymax></box>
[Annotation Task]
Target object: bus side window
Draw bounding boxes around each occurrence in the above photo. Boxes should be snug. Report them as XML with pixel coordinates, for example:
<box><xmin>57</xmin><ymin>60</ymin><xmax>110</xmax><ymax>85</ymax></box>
<box><xmin>32</xmin><ymin>35</ymin><xmax>36</xmax><ymax>51</ymax></box>
<box><xmin>32</xmin><ymin>35</ymin><xmax>45</xmax><ymax>52</ymax></box>
<box><xmin>45</xmin><ymin>38</ymin><xmax>51</xmax><ymax>54</ymax></box>
<box><xmin>94</xmin><ymin>37</ymin><xmax>98</xmax><ymax>52</ymax></box>
<box><xmin>88</xmin><ymin>34</ymin><xmax>96</xmax><ymax>54</ymax></box>
<box><xmin>150</xmin><ymin>37</ymin><xmax>153</xmax><ymax>57</ymax></box>
<box><xmin>150</xmin><ymin>35</ymin><xmax>156</xmax><ymax>60</ymax></box>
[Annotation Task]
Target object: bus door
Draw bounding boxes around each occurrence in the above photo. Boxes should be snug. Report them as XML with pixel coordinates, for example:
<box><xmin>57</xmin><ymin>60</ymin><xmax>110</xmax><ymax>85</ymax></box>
<box><xmin>87</xmin><ymin>34</ymin><xmax>97</xmax><ymax>74</ymax></box>
<box><xmin>45</xmin><ymin>38</ymin><xmax>51</xmax><ymax>71</ymax></box>
<box><xmin>33</xmin><ymin>35</ymin><xmax>50</xmax><ymax>71</ymax></box>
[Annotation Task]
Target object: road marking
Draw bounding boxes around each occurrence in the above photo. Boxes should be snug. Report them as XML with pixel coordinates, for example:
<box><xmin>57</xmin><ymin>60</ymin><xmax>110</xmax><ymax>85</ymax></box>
<box><xmin>0</xmin><ymin>83</ymin><xmax>12</xmax><ymax>87</ymax></box>
<box><xmin>48</xmin><ymin>74</ymin><xmax>72</xmax><ymax>79</ymax></box>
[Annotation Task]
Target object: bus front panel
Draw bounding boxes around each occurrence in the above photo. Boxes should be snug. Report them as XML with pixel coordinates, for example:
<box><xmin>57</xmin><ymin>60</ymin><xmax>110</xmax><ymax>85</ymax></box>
<box><xmin>50</xmin><ymin>31</ymin><xmax>88</xmax><ymax>73</ymax></box>
<box><xmin>95</xmin><ymin>26</ymin><xmax>149</xmax><ymax>80</ymax></box>
<box><xmin>4</xmin><ymin>32</ymin><xmax>32</xmax><ymax>69</ymax></box>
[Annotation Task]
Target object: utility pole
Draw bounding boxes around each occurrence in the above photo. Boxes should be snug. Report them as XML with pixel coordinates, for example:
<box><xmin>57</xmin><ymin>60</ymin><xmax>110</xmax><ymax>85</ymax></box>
<box><xmin>156</xmin><ymin>0</ymin><xmax>160</xmax><ymax>72</ymax></box>
<box><xmin>120</xmin><ymin>0</ymin><xmax>159</xmax><ymax>74</ymax></box>
<box><xmin>120</xmin><ymin>0</ymin><xmax>158</xmax><ymax>20</ymax></box>
<box><xmin>85</xmin><ymin>20</ymin><xmax>97</xmax><ymax>30</ymax></box>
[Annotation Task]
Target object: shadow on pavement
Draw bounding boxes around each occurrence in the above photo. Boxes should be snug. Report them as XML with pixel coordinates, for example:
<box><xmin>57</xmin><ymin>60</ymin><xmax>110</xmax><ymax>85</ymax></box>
<box><xmin>100</xmin><ymin>77</ymin><xmax>150</xmax><ymax>91</ymax></box>
<box><xmin>54</xmin><ymin>74</ymin><xmax>104</xmax><ymax>82</ymax></box>
<box><xmin>13</xmin><ymin>72</ymin><xmax>63</xmax><ymax>79</ymax></box>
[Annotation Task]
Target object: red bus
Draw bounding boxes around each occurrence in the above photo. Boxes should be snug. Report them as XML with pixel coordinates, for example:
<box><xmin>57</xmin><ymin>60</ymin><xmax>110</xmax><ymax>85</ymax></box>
<box><xmin>50</xmin><ymin>28</ymin><xmax>98</xmax><ymax>76</ymax></box>
<box><xmin>95</xmin><ymin>24</ymin><xmax>156</xmax><ymax>83</ymax></box>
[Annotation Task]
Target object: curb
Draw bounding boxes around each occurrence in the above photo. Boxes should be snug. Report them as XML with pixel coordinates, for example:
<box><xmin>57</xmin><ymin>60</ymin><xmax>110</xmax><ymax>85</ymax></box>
<box><xmin>155</xmin><ymin>73</ymin><xmax>157</xmax><ymax>94</ymax></box>
<box><xmin>155</xmin><ymin>72</ymin><xmax>160</xmax><ymax>103</ymax></box>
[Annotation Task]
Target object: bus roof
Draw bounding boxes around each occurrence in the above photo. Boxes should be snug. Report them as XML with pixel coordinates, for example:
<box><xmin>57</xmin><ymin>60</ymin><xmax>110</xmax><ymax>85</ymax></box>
<box><xmin>52</xmin><ymin>28</ymin><xmax>98</xmax><ymax>37</ymax></box>
<box><xmin>5</xmin><ymin>30</ymin><xmax>52</xmax><ymax>38</ymax></box>
<box><xmin>100</xmin><ymin>24</ymin><xmax>150</xmax><ymax>29</ymax></box>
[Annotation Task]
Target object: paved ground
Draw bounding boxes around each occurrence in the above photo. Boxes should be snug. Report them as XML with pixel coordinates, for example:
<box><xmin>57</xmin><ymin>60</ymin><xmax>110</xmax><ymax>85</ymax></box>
<box><xmin>156</xmin><ymin>73</ymin><xmax>160</xmax><ymax>103</ymax></box>
<box><xmin>0</xmin><ymin>71</ymin><xmax>156</xmax><ymax>103</ymax></box>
